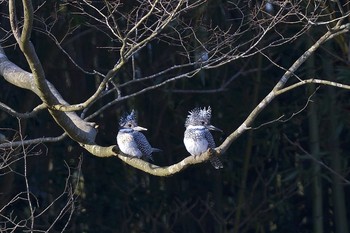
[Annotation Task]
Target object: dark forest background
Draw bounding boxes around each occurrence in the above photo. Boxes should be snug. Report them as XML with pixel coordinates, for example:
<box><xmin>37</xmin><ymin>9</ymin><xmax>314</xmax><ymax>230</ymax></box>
<box><xmin>1</xmin><ymin>0</ymin><xmax>350</xmax><ymax>232</ymax></box>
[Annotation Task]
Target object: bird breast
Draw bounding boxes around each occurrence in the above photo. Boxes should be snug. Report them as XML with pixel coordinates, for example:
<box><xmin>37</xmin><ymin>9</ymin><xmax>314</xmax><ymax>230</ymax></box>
<box><xmin>117</xmin><ymin>132</ymin><xmax>142</xmax><ymax>158</ymax></box>
<box><xmin>184</xmin><ymin>129</ymin><xmax>209</xmax><ymax>156</ymax></box>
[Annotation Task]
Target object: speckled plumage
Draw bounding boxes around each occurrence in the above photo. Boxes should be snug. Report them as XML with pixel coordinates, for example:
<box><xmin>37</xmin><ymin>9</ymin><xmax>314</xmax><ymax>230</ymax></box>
<box><xmin>117</xmin><ymin>110</ymin><xmax>160</xmax><ymax>160</ymax></box>
<box><xmin>184</xmin><ymin>107</ymin><xmax>223</xmax><ymax>169</ymax></box>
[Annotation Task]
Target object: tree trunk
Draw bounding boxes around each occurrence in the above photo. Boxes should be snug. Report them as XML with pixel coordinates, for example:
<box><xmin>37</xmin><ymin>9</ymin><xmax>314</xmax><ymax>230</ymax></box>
<box><xmin>233</xmin><ymin>54</ymin><xmax>262</xmax><ymax>233</ymax></box>
<box><xmin>307</xmin><ymin>39</ymin><xmax>323</xmax><ymax>233</ymax></box>
<box><xmin>324</xmin><ymin>46</ymin><xmax>349</xmax><ymax>233</ymax></box>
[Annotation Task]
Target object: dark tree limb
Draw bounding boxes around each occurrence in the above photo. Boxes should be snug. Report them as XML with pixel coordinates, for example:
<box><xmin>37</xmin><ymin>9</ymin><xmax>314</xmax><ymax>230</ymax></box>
<box><xmin>0</xmin><ymin>48</ymin><xmax>97</xmax><ymax>144</ymax></box>
<box><xmin>0</xmin><ymin>102</ymin><xmax>46</xmax><ymax>118</ymax></box>
<box><xmin>1</xmin><ymin>1</ymin><xmax>350</xmax><ymax>176</ymax></box>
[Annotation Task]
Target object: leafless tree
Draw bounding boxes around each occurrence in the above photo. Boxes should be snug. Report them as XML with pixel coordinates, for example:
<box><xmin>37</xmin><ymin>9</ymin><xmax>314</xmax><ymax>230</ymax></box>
<box><xmin>1</xmin><ymin>1</ymin><xmax>350</xmax><ymax>232</ymax></box>
<box><xmin>0</xmin><ymin>0</ymin><xmax>349</xmax><ymax>176</ymax></box>
<box><xmin>0</xmin><ymin>126</ymin><xmax>82</xmax><ymax>232</ymax></box>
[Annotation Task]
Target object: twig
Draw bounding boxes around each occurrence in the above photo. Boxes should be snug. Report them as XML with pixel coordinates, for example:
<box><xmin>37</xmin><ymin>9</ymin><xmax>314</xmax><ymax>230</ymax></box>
<box><xmin>283</xmin><ymin>134</ymin><xmax>350</xmax><ymax>185</ymax></box>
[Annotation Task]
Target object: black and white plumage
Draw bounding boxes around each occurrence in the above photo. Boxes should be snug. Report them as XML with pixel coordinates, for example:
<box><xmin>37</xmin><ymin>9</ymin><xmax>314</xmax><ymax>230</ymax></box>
<box><xmin>117</xmin><ymin>110</ymin><xmax>160</xmax><ymax>161</ymax></box>
<box><xmin>184</xmin><ymin>106</ymin><xmax>223</xmax><ymax>169</ymax></box>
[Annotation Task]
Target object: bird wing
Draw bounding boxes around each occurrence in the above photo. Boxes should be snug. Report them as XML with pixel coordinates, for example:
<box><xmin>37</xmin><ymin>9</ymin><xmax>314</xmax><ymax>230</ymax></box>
<box><xmin>204</xmin><ymin>130</ymin><xmax>223</xmax><ymax>169</ymax></box>
<box><xmin>133</xmin><ymin>132</ymin><xmax>153</xmax><ymax>157</ymax></box>
<box><xmin>204</xmin><ymin>130</ymin><xmax>216</xmax><ymax>148</ymax></box>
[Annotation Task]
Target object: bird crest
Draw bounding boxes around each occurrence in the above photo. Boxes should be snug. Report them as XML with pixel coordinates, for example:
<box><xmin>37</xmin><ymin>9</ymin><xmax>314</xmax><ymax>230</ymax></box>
<box><xmin>119</xmin><ymin>109</ymin><xmax>137</xmax><ymax>126</ymax></box>
<box><xmin>185</xmin><ymin>106</ymin><xmax>212</xmax><ymax>127</ymax></box>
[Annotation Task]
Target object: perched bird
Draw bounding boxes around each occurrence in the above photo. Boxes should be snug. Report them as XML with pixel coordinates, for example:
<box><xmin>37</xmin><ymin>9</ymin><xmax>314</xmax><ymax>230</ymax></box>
<box><xmin>184</xmin><ymin>106</ymin><xmax>223</xmax><ymax>169</ymax></box>
<box><xmin>117</xmin><ymin>110</ymin><xmax>160</xmax><ymax>161</ymax></box>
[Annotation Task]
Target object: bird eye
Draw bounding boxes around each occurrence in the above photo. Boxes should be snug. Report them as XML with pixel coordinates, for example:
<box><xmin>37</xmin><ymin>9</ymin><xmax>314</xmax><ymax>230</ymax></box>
<box><xmin>127</xmin><ymin>123</ymin><xmax>132</xmax><ymax>127</ymax></box>
<box><xmin>201</xmin><ymin>121</ymin><xmax>205</xmax><ymax>125</ymax></box>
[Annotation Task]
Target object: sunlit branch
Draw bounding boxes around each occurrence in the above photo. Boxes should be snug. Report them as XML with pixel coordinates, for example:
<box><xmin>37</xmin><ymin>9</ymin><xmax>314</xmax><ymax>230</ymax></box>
<box><xmin>51</xmin><ymin>59</ymin><xmax>125</xmax><ymax>112</ymax></box>
<box><xmin>82</xmin><ymin>0</ymin><xmax>123</xmax><ymax>40</ymax></box>
<box><xmin>0</xmin><ymin>102</ymin><xmax>46</xmax><ymax>118</ymax></box>
<box><xmin>48</xmin><ymin>0</ymin><xmax>306</xmax><ymax>114</ymax></box>
<box><xmin>51</xmin><ymin>0</ymin><xmax>185</xmax><ymax>112</ymax></box>
<box><xmin>11</xmin><ymin>0</ymin><xmax>58</xmax><ymax>106</ymax></box>
<box><xmin>125</xmin><ymin>0</ymin><xmax>161</xmax><ymax>39</ymax></box>
<box><xmin>8</xmin><ymin>0</ymin><xmax>20</xmax><ymax>41</ymax></box>
<box><xmin>169</xmin><ymin>62</ymin><xmax>273</xmax><ymax>93</ymax></box>
<box><xmin>252</xmin><ymin>87</ymin><xmax>319</xmax><ymax>130</ymax></box>
<box><xmin>116</xmin><ymin>149</ymin><xmax>217</xmax><ymax>176</ymax></box>
<box><xmin>49</xmin><ymin>0</ymin><xmax>207</xmax><ymax>113</ymax></box>
<box><xmin>21</xmin><ymin>0</ymin><xmax>34</xmax><ymax>44</ymax></box>
<box><xmin>276</xmin><ymin>78</ymin><xmax>350</xmax><ymax>95</ymax></box>
<box><xmin>216</xmin><ymin>23</ymin><xmax>349</xmax><ymax>156</ymax></box>
<box><xmin>0</xmin><ymin>145</ymin><xmax>79</xmax><ymax>231</ymax></box>
<box><xmin>0</xmin><ymin>47</ymin><xmax>98</xmax><ymax>144</ymax></box>
<box><xmin>81</xmin><ymin>143</ymin><xmax>222</xmax><ymax>176</ymax></box>
<box><xmin>119</xmin><ymin>62</ymin><xmax>199</xmax><ymax>87</ymax></box>
<box><xmin>0</xmin><ymin>133</ymin><xmax>67</xmax><ymax>149</ymax></box>
<box><xmin>36</xmin><ymin>26</ymin><xmax>100</xmax><ymax>76</ymax></box>
<box><xmin>1</xmin><ymin>0</ymin><xmax>350</xmax><ymax>176</ymax></box>
<box><xmin>85</xmin><ymin>69</ymin><xmax>201</xmax><ymax>120</ymax></box>
<box><xmin>18</xmin><ymin>119</ymin><xmax>35</xmax><ymax>230</ymax></box>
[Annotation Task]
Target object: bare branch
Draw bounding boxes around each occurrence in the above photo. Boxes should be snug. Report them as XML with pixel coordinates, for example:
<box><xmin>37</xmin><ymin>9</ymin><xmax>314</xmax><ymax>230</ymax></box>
<box><xmin>0</xmin><ymin>133</ymin><xmax>67</xmax><ymax>149</ymax></box>
<box><xmin>0</xmin><ymin>47</ymin><xmax>97</xmax><ymax>144</ymax></box>
<box><xmin>1</xmin><ymin>0</ymin><xmax>350</xmax><ymax>176</ymax></box>
<box><xmin>18</xmin><ymin>119</ymin><xmax>35</xmax><ymax>231</ymax></box>
<box><xmin>284</xmin><ymin>134</ymin><xmax>350</xmax><ymax>185</ymax></box>
<box><xmin>116</xmin><ymin>148</ymin><xmax>220</xmax><ymax>177</ymax></box>
<box><xmin>216</xmin><ymin>23</ymin><xmax>350</xmax><ymax>156</ymax></box>
<box><xmin>276</xmin><ymin>78</ymin><xmax>350</xmax><ymax>96</ymax></box>
<box><xmin>0</xmin><ymin>141</ymin><xmax>80</xmax><ymax>231</ymax></box>
<box><xmin>0</xmin><ymin>102</ymin><xmax>46</xmax><ymax>118</ymax></box>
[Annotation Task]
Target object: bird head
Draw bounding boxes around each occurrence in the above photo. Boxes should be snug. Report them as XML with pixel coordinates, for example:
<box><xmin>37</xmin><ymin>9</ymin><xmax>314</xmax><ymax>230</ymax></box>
<box><xmin>185</xmin><ymin>106</ymin><xmax>222</xmax><ymax>132</ymax></box>
<box><xmin>119</xmin><ymin>110</ymin><xmax>147</xmax><ymax>132</ymax></box>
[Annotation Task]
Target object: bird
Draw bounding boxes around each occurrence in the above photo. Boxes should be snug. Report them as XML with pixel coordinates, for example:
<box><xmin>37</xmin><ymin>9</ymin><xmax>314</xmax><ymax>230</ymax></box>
<box><xmin>117</xmin><ymin>110</ymin><xmax>161</xmax><ymax>161</ymax></box>
<box><xmin>184</xmin><ymin>106</ymin><xmax>223</xmax><ymax>169</ymax></box>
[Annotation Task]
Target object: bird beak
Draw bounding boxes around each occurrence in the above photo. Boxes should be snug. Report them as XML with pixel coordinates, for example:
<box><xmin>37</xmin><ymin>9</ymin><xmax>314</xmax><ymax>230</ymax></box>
<box><xmin>208</xmin><ymin>125</ymin><xmax>223</xmax><ymax>132</ymax></box>
<box><xmin>133</xmin><ymin>126</ymin><xmax>148</xmax><ymax>131</ymax></box>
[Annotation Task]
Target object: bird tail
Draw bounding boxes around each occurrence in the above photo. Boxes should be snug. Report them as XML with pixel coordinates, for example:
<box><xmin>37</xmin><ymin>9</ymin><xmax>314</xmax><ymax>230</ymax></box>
<box><xmin>210</xmin><ymin>156</ymin><xmax>223</xmax><ymax>169</ymax></box>
<box><xmin>144</xmin><ymin>154</ymin><xmax>154</xmax><ymax>162</ymax></box>
<box><xmin>143</xmin><ymin>148</ymin><xmax>161</xmax><ymax>162</ymax></box>
<box><xmin>152</xmin><ymin>148</ymin><xmax>162</xmax><ymax>153</ymax></box>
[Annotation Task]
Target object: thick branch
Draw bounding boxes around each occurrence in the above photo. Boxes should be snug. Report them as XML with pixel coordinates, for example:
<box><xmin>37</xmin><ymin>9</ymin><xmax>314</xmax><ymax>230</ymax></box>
<box><xmin>21</xmin><ymin>0</ymin><xmax>34</xmax><ymax>44</ymax></box>
<box><xmin>82</xmin><ymin>144</ymin><xmax>219</xmax><ymax>176</ymax></box>
<box><xmin>0</xmin><ymin>48</ymin><xmax>97</xmax><ymax>144</ymax></box>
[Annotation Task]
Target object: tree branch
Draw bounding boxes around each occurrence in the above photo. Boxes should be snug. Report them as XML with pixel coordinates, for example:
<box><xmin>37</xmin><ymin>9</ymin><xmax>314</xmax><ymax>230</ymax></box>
<box><xmin>0</xmin><ymin>133</ymin><xmax>67</xmax><ymax>149</ymax></box>
<box><xmin>0</xmin><ymin>102</ymin><xmax>46</xmax><ymax>118</ymax></box>
<box><xmin>117</xmin><ymin>148</ymin><xmax>220</xmax><ymax>177</ymax></box>
<box><xmin>216</xmin><ymin>24</ymin><xmax>349</xmax><ymax>156</ymax></box>
<box><xmin>0</xmin><ymin>47</ymin><xmax>97</xmax><ymax>144</ymax></box>
<box><xmin>2</xmin><ymin>1</ymin><xmax>350</xmax><ymax>177</ymax></box>
<box><xmin>276</xmin><ymin>78</ymin><xmax>350</xmax><ymax>96</ymax></box>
